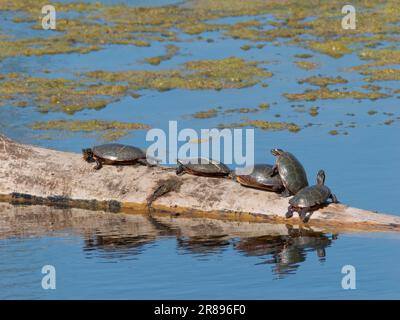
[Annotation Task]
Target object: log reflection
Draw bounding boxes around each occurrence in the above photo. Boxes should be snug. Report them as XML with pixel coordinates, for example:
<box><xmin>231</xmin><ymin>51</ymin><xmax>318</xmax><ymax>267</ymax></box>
<box><xmin>0</xmin><ymin>203</ymin><xmax>337</xmax><ymax>276</ymax></box>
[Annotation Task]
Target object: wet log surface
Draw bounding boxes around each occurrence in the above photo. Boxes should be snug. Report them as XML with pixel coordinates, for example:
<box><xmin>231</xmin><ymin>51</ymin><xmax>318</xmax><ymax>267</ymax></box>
<box><xmin>1</xmin><ymin>134</ymin><xmax>400</xmax><ymax>233</ymax></box>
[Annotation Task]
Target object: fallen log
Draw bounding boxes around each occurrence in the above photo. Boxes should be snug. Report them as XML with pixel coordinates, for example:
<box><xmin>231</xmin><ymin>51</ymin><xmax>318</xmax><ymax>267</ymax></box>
<box><xmin>1</xmin><ymin>134</ymin><xmax>400</xmax><ymax>233</ymax></box>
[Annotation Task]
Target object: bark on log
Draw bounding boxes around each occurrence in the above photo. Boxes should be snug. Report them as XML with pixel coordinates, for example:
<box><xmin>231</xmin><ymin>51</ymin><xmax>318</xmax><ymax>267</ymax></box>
<box><xmin>1</xmin><ymin>134</ymin><xmax>400</xmax><ymax>233</ymax></box>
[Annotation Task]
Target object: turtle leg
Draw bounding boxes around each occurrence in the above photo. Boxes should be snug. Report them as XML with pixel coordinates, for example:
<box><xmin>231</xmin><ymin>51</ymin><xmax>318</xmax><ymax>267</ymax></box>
<box><xmin>280</xmin><ymin>188</ymin><xmax>291</xmax><ymax>198</ymax></box>
<box><xmin>316</xmin><ymin>248</ymin><xmax>326</xmax><ymax>258</ymax></box>
<box><xmin>228</xmin><ymin>171</ymin><xmax>236</xmax><ymax>180</ymax></box>
<box><xmin>299</xmin><ymin>208</ymin><xmax>309</xmax><ymax>222</ymax></box>
<box><xmin>94</xmin><ymin>158</ymin><xmax>103</xmax><ymax>170</ymax></box>
<box><xmin>285</xmin><ymin>205</ymin><xmax>294</xmax><ymax>219</ymax></box>
<box><xmin>330</xmin><ymin>193</ymin><xmax>339</xmax><ymax>203</ymax></box>
<box><xmin>270</xmin><ymin>165</ymin><xmax>278</xmax><ymax>177</ymax></box>
<box><xmin>176</xmin><ymin>165</ymin><xmax>185</xmax><ymax>176</ymax></box>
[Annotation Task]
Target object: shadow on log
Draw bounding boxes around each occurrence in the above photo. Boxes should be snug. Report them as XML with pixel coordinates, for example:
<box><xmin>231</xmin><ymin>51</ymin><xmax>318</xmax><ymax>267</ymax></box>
<box><xmin>1</xmin><ymin>134</ymin><xmax>400</xmax><ymax>233</ymax></box>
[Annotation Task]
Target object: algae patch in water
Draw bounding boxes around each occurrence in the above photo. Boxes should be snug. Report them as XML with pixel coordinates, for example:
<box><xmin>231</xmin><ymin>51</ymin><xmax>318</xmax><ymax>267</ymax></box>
<box><xmin>294</xmin><ymin>61</ymin><xmax>319</xmax><ymax>70</ymax></box>
<box><xmin>0</xmin><ymin>57</ymin><xmax>272</xmax><ymax>115</ymax></box>
<box><xmin>30</xmin><ymin>120</ymin><xmax>150</xmax><ymax>141</ymax></box>
<box><xmin>84</xmin><ymin>57</ymin><xmax>272</xmax><ymax>91</ymax></box>
<box><xmin>0</xmin><ymin>74</ymin><xmax>127</xmax><ymax>114</ymax></box>
<box><xmin>294</xmin><ymin>54</ymin><xmax>313</xmax><ymax>59</ymax></box>
<box><xmin>361</xmin><ymin>69</ymin><xmax>400</xmax><ymax>82</ymax></box>
<box><xmin>258</xmin><ymin>103</ymin><xmax>270</xmax><ymax>110</ymax></box>
<box><xmin>2</xmin><ymin>0</ymin><xmax>400</xmax><ymax>64</ymax></box>
<box><xmin>193</xmin><ymin>108</ymin><xmax>219</xmax><ymax>119</ymax></box>
<box><xmin>223</xmin><ymin>108</ymin><xmax>259</xmax><ymax>114</ymax></box>
<box><xmin>284</xmin><ymin>88</ymin><xmax>389</xmax><ymax>101</ymax></box>
<box><xmin>328</xmin><ymin>130</ymin><xmax>339</xmax><ymax>136</ymax></box>
<box><xmin>218</xmin><ymin>120</ymin><xmax>301</xmax><ymax>133</ymax></box>
<box><xmin>145</xmin><ymin>44</ymin><xmax>179</xmax><ymax>65</ymax></box>
<box><xmin>299</xmin><ymin>76</ymin><xmax>348</xmax><ymax>87</ymax></box>
<box><xmin>309</xmin><ymin>106</ymin><xmax>319</xmax><ymax>117</ymax></box>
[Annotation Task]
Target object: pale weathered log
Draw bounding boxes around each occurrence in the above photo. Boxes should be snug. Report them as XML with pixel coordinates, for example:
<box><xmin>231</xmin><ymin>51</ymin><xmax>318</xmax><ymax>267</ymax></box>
<box><xmin>1</xmin><ymin>134</ymin><xmax>400</xmax><ymax>233</ymax></box>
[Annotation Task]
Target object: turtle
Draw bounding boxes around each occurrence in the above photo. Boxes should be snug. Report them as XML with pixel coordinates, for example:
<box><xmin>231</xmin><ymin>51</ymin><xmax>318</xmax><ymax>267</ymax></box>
<box><xmin>235</xmin><ymin>164</ymin><xmax>285</xmax><ymax>193</ymax></box>
<box><xmin>176</xmin><ymin>158</ymin><xmax>231</xmax><ymax>177</ymax></box>
<box><xmin>270</xmin><ymin>148</ymin><xmax>309</xmax><ymax>197</ymax></box>
<box><xmin>286</xmin><ymin>170</ymin><xmax>338</xmax><ymax>223</ymax></box>
<box><xmin>82</xmin><ymin>143</ymin><xmax>151</xmax><ymax>170</ymax></box>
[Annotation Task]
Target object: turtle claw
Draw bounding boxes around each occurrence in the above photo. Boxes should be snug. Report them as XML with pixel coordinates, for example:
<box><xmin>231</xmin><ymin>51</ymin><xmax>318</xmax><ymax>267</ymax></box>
<box><xmin>299</xmin><ymin>209</ymin><xmax>308</xmax><ymax>222</ymax></box>
<box><xmin>94</xmin><ymin>159</ymin><xmax>103</xmax><ymax>170</ymax></box>
<box><xmin>285</xmin><ymin>206</ymin><xmax>294</xmax><ymax>219</ymax></box>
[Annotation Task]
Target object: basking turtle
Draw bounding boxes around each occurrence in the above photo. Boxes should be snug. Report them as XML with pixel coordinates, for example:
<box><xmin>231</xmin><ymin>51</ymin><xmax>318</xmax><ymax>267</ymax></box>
<box><xmin>286</xmin><ymin>170</ymin><xmax>338</xmax><ymax>222</ymax></box>
<box><xmin>82</xmin><ymin>143</ymin><xmax>150</xmax><ymax>170</ymax></box>
<box><xmin>235</xmin><ymin>164</ymin><xmax>284</xmax><ymax>193</ymax></box>
<box><xmin>176</xmin><ymin>158</ymin><xmax>230</xmax><ymax>177</ymax></box>
<box><xmin>270</xmin><ymin>148</ymin><xmax>308</xmax><ymax>197</ymax></box>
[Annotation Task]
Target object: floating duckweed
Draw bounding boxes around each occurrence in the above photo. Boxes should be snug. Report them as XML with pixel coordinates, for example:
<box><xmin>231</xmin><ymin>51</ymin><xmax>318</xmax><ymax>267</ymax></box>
<box><xmin>294</xmin><ymin>60</ymin><xmax>319</xmax><ymax>70</ymax></box>
<box><xmin>294</xmin><ymin>54</ymin><xmax>313</xmax><ymax>59</ymax></box>
<box><xmin>240</xmin><ymin>45</ymin><xmax>252</xmax><ymax>51</ymax></box>
<box><xmin>85</xmin><ymin>57</ymin><xmax>273</xmax><ymax>90</ymax></box>
<box><xmin>100</xmin><ymin>130</ymin><xmax>131</xmax><ymax>141</ymax></box>
<box><xmin>2</xmin><ymin>0</ymin><xmax>400</xmax><ymax>64</ymax></box>
<box><xmin>307</xmin><ymin>40</ymin><xmax>352</xmax><ymax>58</ymax></box>
<box><xmin>309</xmin><ymin>106</ymin><xmax>319</xmax><ymax>116</ymax></box>
<box><xmin>130</xmin><ymin>93</ymin><xmax>142</xmax><ymax>99</ymax></box>
<box><xmin>299</xmin><ymin>76</ymin><xmax>348</xmax><ymax>87</ymax></box>
<box><xmin>193</xmin><ymin>108</ymin><xmax>219</xmax><ymax>119</ymax></box>
<box><xmin>13</xmin><ymin>101</ymin><xmax>28</xmax><ymax>108</ymax></box>
<box><xmin>146</xmin><ymin>57</ymin><xmax>162</xmax><ymax>66</ymax></box>
<box><xmin>358</xmin><ymin>50</ymin><xmax>400</xmax><ymax>68</ymax></box>
<box><xmin>258</xmin><ymin>102</ymin><xmax>270</xmax><ymax>110</ymax></box>
<box><xmin>361</xmin><ymin>69</ymin><xmax>400</xmax><ymax>82</ymax></box>
<box><xmin>0</xmin><ymin>74</ymin><xmax>127</xmax><ymax>114</ymax></box>
<box><xmin>362</xmin><ymin>84</ymin><xmax>382</xmax><ymax>91</ymax></box>
<box><xmin>284</xmin><ymin>88</ymin><xmax>388</xmax><ymax>101</ymax></box>
<box><xmin>145</xmin><ymin>44</ymin><xmax>179</xmax><ymax>65</ymax></box>
<box><xmin>328</xmin><ymin>130</ymin><xmax>339</xmax><ymax>136</ymax></box>
<box><xmin>218</xmin><ymin>120</ymin><xmax>301</xmax><ymax>132</ymax></box>
<box><xmin>224</xmin><ymin>108</ymin><xmax>258</xmax><ymax>114</ymax></box>
<box><xmin>30</xmin><ymin>120</ymin><xmax>150</xmax><ymax>132</ymax></box>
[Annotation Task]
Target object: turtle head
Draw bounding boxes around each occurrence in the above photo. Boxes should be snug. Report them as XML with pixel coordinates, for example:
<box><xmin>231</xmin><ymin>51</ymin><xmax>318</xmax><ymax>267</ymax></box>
<box><xmin>271</xmin><ymin>148</ymin><xmax>284</xmax><ymax>156</ymax></box>
<box><xmin>82</xmin><ymin>148</ymin><xmax>94</xmax><ymax>162</ymax></box>
<box><xmin>317</xmin><ymin>170</ymin><xmax>325</xmax><ymax>185</ymax></box>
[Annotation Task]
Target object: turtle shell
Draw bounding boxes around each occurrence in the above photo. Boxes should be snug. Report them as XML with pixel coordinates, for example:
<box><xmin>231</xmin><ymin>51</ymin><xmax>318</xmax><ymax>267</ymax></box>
<box><xmin>289</xmin><ymin>185</ymin><xmax>331</xmax><ymax>208</ymax></box>
<box><xmin>92</xmin><ymin>143</ymin><xmax>146</xmax><ymax>162</ymax></box>
<box><xmin>275</xmin><ymin>151</ymin><xmax>308</xmax><ymax>194</ymax></box>
<box><xmin>235</xmin><ymin>164</ymin><xmax>284</xmax><ymax>191</ymax></box>
<box><xmin>178</xmin><ymin>158</ymin><xmax>230</xmax><ymax>176</ymax></box>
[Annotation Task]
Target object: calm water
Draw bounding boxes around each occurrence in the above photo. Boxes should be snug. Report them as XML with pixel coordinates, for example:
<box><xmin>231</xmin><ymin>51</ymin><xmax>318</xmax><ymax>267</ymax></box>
<box><xmin>1</xmin><ymin>204</ymin><xmax>400</xmax><ymax>299</ymax></box>
<box><xmin>1</xmin><ymin>0</ymin><xmax>400</xmax><ymax>299</ymax></box>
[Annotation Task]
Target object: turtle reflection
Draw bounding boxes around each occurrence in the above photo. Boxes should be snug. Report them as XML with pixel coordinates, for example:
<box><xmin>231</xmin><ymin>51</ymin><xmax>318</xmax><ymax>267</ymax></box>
<box><xmin>177</xmin><ymin>235</ymin><xmax>231</xmax><ymax>257</ymax></box>
<box><xmin>235</xmin><ymin>227</ymin><xmax>336</xmax><ymax>278</ymax></box>
<box><xmin>84</xmin><ymin>233</ymin><xmax>157</xmax><ymax>259</ymax></box>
